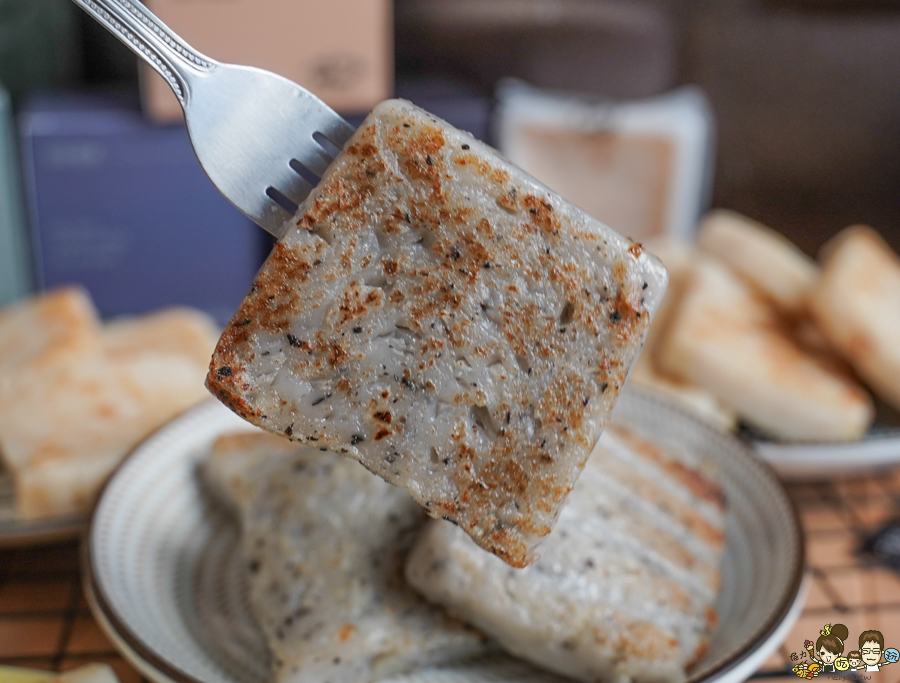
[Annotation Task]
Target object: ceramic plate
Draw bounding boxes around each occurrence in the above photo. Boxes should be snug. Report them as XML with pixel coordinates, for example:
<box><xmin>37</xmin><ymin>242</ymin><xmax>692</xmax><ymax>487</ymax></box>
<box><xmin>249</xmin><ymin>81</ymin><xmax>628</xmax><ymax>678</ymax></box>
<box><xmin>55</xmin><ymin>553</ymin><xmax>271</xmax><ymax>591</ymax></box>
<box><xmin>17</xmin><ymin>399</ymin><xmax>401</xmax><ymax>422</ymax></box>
<box><xmin>0</xmin><ymin>467</ymin><xmax>83</xmax><ymax>547</ymax></box>
<box><xmin>754</xmin><ymin>427</ymin><xmax>900</xmax><ymax>480</ymax></box>
<box><xmin>743</xmin><ymin>399</ymin><xmax>900</xmax><ymax>479</ymax></box>
<box><xmin>84</xmin><ymin>392</ymin><xmax>805</xmax><ymax>683</ymax></box>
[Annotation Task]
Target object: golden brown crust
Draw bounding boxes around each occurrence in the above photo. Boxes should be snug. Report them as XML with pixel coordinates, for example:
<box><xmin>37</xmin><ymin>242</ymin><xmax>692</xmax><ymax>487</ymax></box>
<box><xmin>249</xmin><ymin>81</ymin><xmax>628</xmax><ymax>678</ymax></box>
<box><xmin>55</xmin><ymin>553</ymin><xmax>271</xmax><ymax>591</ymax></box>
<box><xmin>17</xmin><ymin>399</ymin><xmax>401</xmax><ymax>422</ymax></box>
<box><xmin>607</xmin><ymin>425</ymin><xmax>725</xmax><ymax>512</ymax></box>
<box><xmin>658</xmin><ymin>258</ymin><xmax>873</xmax><ymax>441</ymax></box>
<box><xmin>207</xmin><ymin>100</ymin><xmax>666</xmax><ymax>567</ymax></box>
<box><xmin>810</xmin><ymin>225</ymin><xmax>900</xmax><ymax>411</ymax></box>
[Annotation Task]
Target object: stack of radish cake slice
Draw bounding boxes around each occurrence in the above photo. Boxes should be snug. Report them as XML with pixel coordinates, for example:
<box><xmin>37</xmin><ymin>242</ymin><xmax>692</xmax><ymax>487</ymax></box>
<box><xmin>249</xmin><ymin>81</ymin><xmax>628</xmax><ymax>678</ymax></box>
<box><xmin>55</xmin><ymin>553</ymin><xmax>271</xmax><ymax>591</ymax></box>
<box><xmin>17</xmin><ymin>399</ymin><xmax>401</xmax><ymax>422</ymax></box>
<box><xmin>203</xmin><ymin>433</ymin><xmax>488</xmax><ymax>683</ymax></box>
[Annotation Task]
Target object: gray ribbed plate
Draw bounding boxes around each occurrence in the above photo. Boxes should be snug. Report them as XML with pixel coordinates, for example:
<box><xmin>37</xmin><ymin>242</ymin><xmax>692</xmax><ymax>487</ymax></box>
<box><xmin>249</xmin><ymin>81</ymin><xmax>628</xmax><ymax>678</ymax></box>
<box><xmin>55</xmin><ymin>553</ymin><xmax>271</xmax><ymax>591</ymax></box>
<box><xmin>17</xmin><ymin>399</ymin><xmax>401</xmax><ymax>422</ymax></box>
<box><xmin>85</xmin><ymin>390</ymin><xmax>805</xmax><ymax>683</ymax></box>
<box><xmin>754</xmin><ymin>428</ymin><xmax>900</xmax><ymax>479</ymax></box>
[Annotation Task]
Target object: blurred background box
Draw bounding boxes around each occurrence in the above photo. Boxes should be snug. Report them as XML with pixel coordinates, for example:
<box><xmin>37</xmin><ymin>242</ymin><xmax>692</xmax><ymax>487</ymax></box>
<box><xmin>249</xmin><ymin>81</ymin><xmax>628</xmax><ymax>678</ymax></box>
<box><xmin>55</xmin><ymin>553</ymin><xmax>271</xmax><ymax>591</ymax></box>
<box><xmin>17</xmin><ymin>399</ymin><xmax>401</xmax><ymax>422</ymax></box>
<box><xmin>140</xmin><ymin>0</ymin><xmax>393</xmax><ymax>122</ymax></box>
<box><xmin>495</xmin><ymin>82</ymin><xmax>713</xmax><ymax>243</ymax></box>
<box><xmin>0</xmin><ymin>84</ymin><xmax>30</xmax><ymax>306</ymax></box>
<box><xmin>19</xmin><ymin>92</ymin><xmax>266</xmax><ymax>324</ymax></box>
<box><xmin>0</xmin><ymin>0</ymin><xmax>80</xmax><ymax>106</ymax></box>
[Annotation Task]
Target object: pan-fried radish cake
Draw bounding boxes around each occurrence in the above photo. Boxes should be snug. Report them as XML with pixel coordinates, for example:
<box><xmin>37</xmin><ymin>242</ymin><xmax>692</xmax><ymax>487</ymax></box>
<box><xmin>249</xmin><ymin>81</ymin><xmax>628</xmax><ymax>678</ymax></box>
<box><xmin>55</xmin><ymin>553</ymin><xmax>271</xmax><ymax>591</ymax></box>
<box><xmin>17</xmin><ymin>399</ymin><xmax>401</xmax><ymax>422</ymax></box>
<box><xmin>658</xmin><ymin>259</ymin><xmax>873</xmax><ymax>442</ymax></box>
<box><xmin>202</xmin><ymin>432</ymin><xmax>488</xmax><ymax>683</ymax></box>
<box><xmin>0</xmin><ymin>290</ymin><xmax>219</xmax><ymax>520</ymax></box>
<box><xmin>405</xmin><ymin>422</ymin><xmax>726</xmax><ymax>683</ymax></box>
<box><xmin>696</xmin><ymin>210</ymin><xmax>818</xmax><ymax>314</ymax></box>
<box><xmin>207</xmin><ymin>100</ymin><xmax>668</xmax><ymax>568</ymax></box>
<box><xmin>0</xmin><ymin>285</ymin><xmax>100</xmax><ymax>370</ymax></box>
<box><xmin>810</xmin><ymin>226</ymin><xmax>900</xmax><ymax>412</ymax></box>
<box><xmin>1</xmin><ymin>339</ymin><xmax>215</xmax><ymax>520</ymax></box>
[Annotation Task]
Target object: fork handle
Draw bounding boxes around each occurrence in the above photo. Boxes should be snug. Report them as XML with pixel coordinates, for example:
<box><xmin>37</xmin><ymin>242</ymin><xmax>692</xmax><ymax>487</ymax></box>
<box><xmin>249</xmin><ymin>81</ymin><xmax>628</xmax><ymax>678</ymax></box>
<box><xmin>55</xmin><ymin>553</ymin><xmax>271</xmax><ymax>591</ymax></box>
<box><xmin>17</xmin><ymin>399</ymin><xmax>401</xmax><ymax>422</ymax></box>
<box><xmin>69</xmin><ymin>0</ymin><xmax>215</xmax><ymax>108</ymax></box>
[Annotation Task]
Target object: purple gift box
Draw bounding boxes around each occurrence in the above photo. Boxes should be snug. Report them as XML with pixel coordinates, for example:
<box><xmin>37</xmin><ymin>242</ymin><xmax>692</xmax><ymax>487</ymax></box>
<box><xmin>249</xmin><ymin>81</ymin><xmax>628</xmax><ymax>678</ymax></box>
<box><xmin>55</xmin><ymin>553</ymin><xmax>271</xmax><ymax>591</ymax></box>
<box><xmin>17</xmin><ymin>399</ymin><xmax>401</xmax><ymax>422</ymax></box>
<box><xmin>18</xmin><ymin>84</ymin><xmax>489</xmax><ymax>324</ymax></box>
<box><xmin>19</xmin><ymin>92</ymin><xmax>268</xmax><ymax>325</ymax></box>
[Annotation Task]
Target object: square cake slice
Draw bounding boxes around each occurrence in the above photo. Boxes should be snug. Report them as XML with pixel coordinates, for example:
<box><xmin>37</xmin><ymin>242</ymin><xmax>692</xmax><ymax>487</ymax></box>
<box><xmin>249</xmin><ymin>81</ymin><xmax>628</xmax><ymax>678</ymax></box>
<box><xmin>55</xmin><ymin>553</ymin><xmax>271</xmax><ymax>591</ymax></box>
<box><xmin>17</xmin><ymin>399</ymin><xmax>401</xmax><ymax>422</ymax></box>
<box><xmin>404</xmin><ymin>422</ymin><xmax>726</xmax><ymax>683</ymax></box>
<box><xmin>0</xmin><ymin>295</ymin><xmax>218</xmax><ymax>520</ymax></box>
<box><xmin>207</xmin><ymin>100</ymin><xmax>667</xmax><ymax>567</ymax></box>
<box><xmin>202</xmin><ymin>433</ymin><xmax>488</xmax><ymax>683</ymax></box>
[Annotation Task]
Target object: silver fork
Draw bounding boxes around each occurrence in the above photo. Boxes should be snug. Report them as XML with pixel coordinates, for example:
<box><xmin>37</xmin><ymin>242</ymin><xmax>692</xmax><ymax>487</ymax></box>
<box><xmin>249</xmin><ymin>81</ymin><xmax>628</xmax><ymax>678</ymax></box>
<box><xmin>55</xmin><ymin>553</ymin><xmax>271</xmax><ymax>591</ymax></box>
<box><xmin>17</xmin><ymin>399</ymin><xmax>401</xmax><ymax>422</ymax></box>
<box><xmin>70</xmin><ymin>0</ymin><xmax>357</xmax><ymax>238</ymax></box>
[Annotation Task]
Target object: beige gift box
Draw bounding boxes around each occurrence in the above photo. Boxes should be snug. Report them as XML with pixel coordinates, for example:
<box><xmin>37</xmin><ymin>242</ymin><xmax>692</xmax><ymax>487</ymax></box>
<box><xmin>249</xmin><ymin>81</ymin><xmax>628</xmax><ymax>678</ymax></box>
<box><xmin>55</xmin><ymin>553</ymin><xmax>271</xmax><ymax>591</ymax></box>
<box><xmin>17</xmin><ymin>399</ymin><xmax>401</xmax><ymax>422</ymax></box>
<box><xmin>141</xmin><ymin>0</ymin><xmax>393</xmax><ymax>122</ymax></box>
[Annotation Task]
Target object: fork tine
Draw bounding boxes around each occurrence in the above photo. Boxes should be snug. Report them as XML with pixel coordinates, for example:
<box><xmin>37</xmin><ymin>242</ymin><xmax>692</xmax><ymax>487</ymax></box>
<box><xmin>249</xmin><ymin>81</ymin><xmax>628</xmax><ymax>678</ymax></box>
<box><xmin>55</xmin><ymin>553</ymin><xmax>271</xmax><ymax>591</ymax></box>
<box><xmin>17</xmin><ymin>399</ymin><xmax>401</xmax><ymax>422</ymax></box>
<box><xmin>275</xmin><ymin>173</ymin><xmax>315</xmax><ymax>207</ymax></box>
<box><xmin>291</xmin><ymin>145</ymin><xmax>335</xmax><ymax>178</ymax></box>
<box><xmin>175</xmin><ymin>61</ymin><xmax>361</xmax><ymax>237</ymax></box>
<box><xmin>258</xmin><ymin>174</ymin><xmax>313</xmax><ymax>238</ymax></box>
<box><xmin>317</xmin><ymin>115</ymin><xmax>357</xmax><ymax>148</ymax></box>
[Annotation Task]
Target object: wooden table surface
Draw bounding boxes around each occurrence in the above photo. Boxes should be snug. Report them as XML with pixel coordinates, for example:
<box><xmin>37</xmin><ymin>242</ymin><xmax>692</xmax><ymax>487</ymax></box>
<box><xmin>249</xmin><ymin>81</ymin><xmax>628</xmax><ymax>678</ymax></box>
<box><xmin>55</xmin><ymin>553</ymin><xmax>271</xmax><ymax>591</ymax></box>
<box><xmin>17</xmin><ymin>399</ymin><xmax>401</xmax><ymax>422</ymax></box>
<box><xmin>2</xmin><ymin>470</ymin><xmax>900</xmax><ymax>683</ymax></box>
<box><xmin>0</xmin><ymin>539</ymin><xmax>139</xmax><ymax>683</ymax></box>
